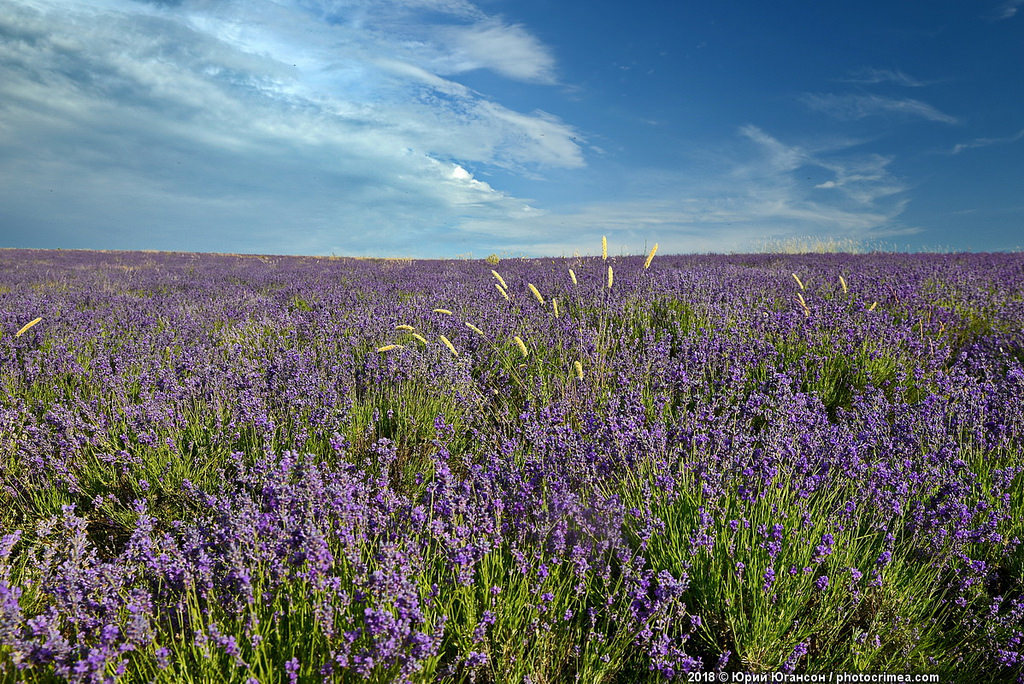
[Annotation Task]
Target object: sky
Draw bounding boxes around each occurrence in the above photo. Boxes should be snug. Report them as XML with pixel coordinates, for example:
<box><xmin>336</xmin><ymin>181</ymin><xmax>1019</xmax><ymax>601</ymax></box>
<box><xmin>0</xmin><ymin>0</ymin><xmax>1021</xmax><ymax>257</ymax></box>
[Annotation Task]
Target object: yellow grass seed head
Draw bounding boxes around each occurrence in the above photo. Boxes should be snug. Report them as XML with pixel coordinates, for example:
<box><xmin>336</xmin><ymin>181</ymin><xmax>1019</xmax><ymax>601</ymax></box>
<box><xmin>552</xmin><ymin>298</ymin><xmax>559</xmax><ymax>318</ymax></box>
<box><xmin>513</xmin><ymin>335</ymin><xmax>529</xmax><ymax>358</ymax></box>
<box><xmin>491</xmin><ymin>269</ymin><xmax>508</xmax><ymax>290</ymax></box>
<box><xmin>495</xmin><ymin>282</ymin><xmax>510</xmax><ymax>300</ymax></box>
<box><xmin>432</xmin><ymin>308</ymin><xmax>453</xmax><ymax>315</ymax></box>
<box><xmin>795</xmin><ymin>293</ymin><xmax>810</xmax><ymax>315</ymax></box>
<box><xmin>527</xmin><ymin>283</ymin><xmax>545</xmax><ymax>305</ymax></box>
<box><xmin>395</xmin><ymin>324</ymin><xmax>415</xmax><ymax>331</ymax></box>
<box><xmin>569</xmin><ymin>268</ymin><xmax>577</xmax><ymax>285</ymax></box>
<box><xmin>839</xmin><ymin>275</ymin><xmax>848</xmax><ymax>294</ymax></box>
<box><xmin>573</xmin><ymin>360</ymin><xmax>583</xmax><ymax>379</ymax></box>
<box><xmin>607</xmin><ymin>265</ymin><xmax>614</xmax><ymax>289</ymax></box>
<box><xmin>644</xmin><ymin>243</ymin><xmax>659</xmax><ymax>269</ymax></box>
<box><xmin>376</xmin><ymin>344</ymin><xmax>403</xmax><ymax>352</ymax></box>
<box><xmin>411</xmin><ymin>333</ymin><xmax>428</xmax><ymax>345</ymax></box>
<box><xmin>602</xmin><ymin>235</ymin><xmax>607</xmax><ymax>260</ymax></box>
<box><xmin>792</xmin><ymin>273</ymin><xmax>805</xmax><ymax>291</ymax></box>
<box><xmin>465</xmin><ymin>322</ymin><xmax>485</xmax><ymax>336</ymax></box>
<box><xmin>867</xmin><ymin>301</ymin><xmax>878</xmax><ymax>311</ymax></box>
<box><xmin>15</xmin><ymin>317</ymin><xmax>42</xmax><ymax>338</ymax></box>
<box><xmin>439</xmin><ymin>335</ymin><xmax>458</xmax><ymax>357</ymax></box>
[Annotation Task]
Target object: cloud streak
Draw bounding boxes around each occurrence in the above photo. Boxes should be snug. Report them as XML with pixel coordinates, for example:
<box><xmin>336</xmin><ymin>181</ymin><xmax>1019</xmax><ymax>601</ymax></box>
<box><xmin>437</xmin><ymin>21</ymin><xmax>558</xmax><ymax>83</ymax></box>
<box><xmin>990</xmin><ymin>0</ymin><xmax>1023</xmax><ymax>20</ymax></box>
<box><xmin>801</xmin><ymin>93</ymin><xmax>959</xmax><ymax>124</ymax></box>
<box><xmin>951</xmin><ymin>128</ymin><xmax>1024</xmax><ymax>154</ymax></box>
<box><xmin>840</xmin><ymin>68</ymin><xmax>929</xmax><ymax>87</ymax></box>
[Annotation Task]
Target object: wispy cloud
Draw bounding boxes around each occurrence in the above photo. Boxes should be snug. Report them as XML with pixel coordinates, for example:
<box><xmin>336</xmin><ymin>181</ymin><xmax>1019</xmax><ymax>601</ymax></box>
<box><xmin>451</xmin><ymin>126</ymin><xmax>916</xmax><ymax>256</ymax></box>
<box><xmin>436</xmin><ymin>21</ymin><xmax>558</xmax><ymax>83</ymax></box>
<box><xmin>0</xmin><ymin>0</ymin><xmax>581</xmax><ymax>255</ymax></box>
<box><xmin>801</xmin><ymin>94</ymin><xmax>958</xmax><ymax>124</ymax></box>
<box><xmin>952</xmin><ymin>128</ymin><xmax>1024</xmax><ymax>154</ymax></box>
<box><xmin>989</xmin><ymin>0</ymin><xmax>1023</xmax><ymax>20</ymax></box>
<box><xmin>840</xmin><ymin>68</ymin><xmax>929</xmax><ymax>87</ymax></box>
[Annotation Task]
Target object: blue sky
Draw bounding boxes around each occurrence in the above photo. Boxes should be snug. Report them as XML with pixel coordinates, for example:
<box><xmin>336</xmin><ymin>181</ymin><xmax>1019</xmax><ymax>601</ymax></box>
<box><xmin>0</xmin><ymin>0</ymin><xmax>1021</xmax><ymax>257</ymax></box>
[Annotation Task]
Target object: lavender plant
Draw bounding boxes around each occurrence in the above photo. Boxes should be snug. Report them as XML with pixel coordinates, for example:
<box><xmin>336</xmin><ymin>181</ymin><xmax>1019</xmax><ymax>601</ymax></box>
<box><xmin>0</xmin><ymin>246</ymin><xmax>1021</xmax><ymax>682</ymax></box>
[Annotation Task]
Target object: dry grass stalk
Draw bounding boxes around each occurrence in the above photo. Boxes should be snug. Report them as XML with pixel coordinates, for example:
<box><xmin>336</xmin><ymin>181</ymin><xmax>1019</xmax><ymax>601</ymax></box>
<box><xmin>465</xmin><ymin>322</ymin><xmax>485</xmax><ymax>336</ymax></box>
<box><xmin>432</xmin><ymin>308</ymin><xmax>453</xmax><ymax>315</ymax></box>
<box><xmin>794</xmin><ymin>292</ymin><xmax>811</xmax><ymax>317</ymax></box>
<box><xmin>867</xmin><ymin>301</ymin><xmax>878</xmax><ymax>311</ymax></box>
<box><xmin>496</xmin><ymin>283</ymin><xmax>510</xmax><ymax>300</ymax></box>
<box><xmin>411</xmin><ymin>333</ymin><xmax>428</xmax><ymax>345</ymax></box>
<box><xmin>644</xmin><ymin>243</ymin><xmax>659</xmax><ymax>269</ymax></box>
<box><xmin>15</xmin><ymin>317</ymin><xmax>42</xmax><ymax>338</ymax></box>
<box><xmin>552</xmin><ymin>298</ymin><xmax>559</xmax><ymax>318</ymax></box>
<box><xmin>439</xmin><ymin>335</ymin><xmax>458</xmax><ymax>357</ymax></box>
<box><xmin>602</xmin><ymin>236</ymin><xmax>607</xmax><ymax>260</ymax></box>
<box><xmin>569</xmin><ymin>269</ymin><xmax>577</xmax><ymax>285</ymax></box>
<box><xmin>395</xmin><ymin>324</ymin><xmax>415</xmax><ymax>331</ymax></box>
<box><xmin>527</xmin><ymin>283</ymin><xmax>545</xmax><ymax>305</ymax></box>
<box><xmin>513</xmin><ymin>336</ymin><xmax>529</xmax><ymax>358</ymax></box>
<box><xmin>491</xmin><ymin>270</ymin><xmax>508</xmax><ymax>290</ymax></box>
<box><xmin>792</xmin><ymin>273</ymin><xmax>805</xmax><ymax>291</ymax></box>
<box><xmin>376</xmin><ymin>344</ymin><xmax>402</xmax><ymax>352</ymax></box>
<box><xmin>573</xmin><ymin>360</ymin><xmax>583</xmax><ymax>379</ymax></box>
<box><xmin>839</xmin><ymin>275</ymin><xmax>848</xmax><ymax>294</ymax></box>
<box><xmin>607</xmin><ymin>265</ymin><xmax>614</xmax><ymax>289</ymax></box>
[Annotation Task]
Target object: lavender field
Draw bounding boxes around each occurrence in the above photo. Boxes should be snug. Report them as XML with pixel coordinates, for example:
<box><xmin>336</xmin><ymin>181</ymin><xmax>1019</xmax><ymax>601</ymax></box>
<box><xmin>0</xmin><ymin>247</ymin><xmax>1022</xmax><ymax>683</ymax></box>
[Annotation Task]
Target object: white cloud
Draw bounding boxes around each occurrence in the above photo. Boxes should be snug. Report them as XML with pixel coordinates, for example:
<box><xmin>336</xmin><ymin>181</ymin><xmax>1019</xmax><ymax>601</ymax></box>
<box><xmin>840</xmin><ymin>68</ymin><xmax>928</xmax><ymax>87</ymax></box>
<box><xmin>448</xmin><ymin>126</ymin><xmax>916</xmax><ymax>256</ymax></box>
<box><xmin>951</xmin><ymin>128</ymin><xmax>1024</xmax><ymax>154</ymax></box>
<box><xmin>437</xmin><ymin>21</ymin><xmax>558</xmax><ymax>83</ymax></box>
<box><xmin>991</xmin><ymin>0</ymin><xmax>1023</xmax><ymax>20</ymax></box>
<box><xmin>0</xmin><ymin>0</ymin><xmax>583</xmax><ymax>255</ymax></box>
<box><xmin>0</xmin><ymin>0</ymin><xmax>928</xmax><ymax>258</ymax></box>
<box><xmin>801</xmin><ymin>93</ymin><xmax>959</xmax><ymax>124</ymax></box>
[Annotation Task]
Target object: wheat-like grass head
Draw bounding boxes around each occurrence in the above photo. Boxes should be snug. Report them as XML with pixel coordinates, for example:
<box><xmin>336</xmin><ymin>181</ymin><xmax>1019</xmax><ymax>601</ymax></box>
<box><xmin>376</xmin><ymin>344</ymin><xmax>402</xmax><ymax>352</ymax></box>
<box><xmin>839</xmin><ymin>275</ymin><xmax>848</xmax><ymax>294</ymax></box>
<box><xmin>395</xmin><ymin>324</ymin><xmax>415</xmax><ymax>331</ymax></box>
<box><xmin>491</xmin><ymin>270</ymin><xmax>508</xmax><ymax>290</ymax></box>
<box><xmin>439</xmin><ymin>335</ymin><xmax>458</xmax><ymax>357</ymax></box>
<box><xmin>432</xmin><ymin>308</ymin><xmax>453</xmax><ymax>315</ymax></box>
<box><xmin>644</xmin><ymin>243</ymin><xmax>659</xmax><ymax>269</ymax></box>
<box><xmin>513</xmin><ymin>335</ymin><xmax>529</xmax><ymax>358</ymax></box>
<box><xmin>569</xmin><ymin>268</ymin><xmax>577</xmax><ymax>285</ymax></box>
<box><xmin>465</xmin><ymin>322</ymin><xmax>485</xmax><ymax>336</ymax></box>
<box><xmin>602</xmin><ymin>236</ymin><xmax>607</xmax><ymax>260</ymax></box>
<box><xmin>607</xmin><ymin>265</ymin><xmax>614</xmax><ymax>289</ymax></box>
<box><xmin>527</xmin><ymin>283</ymin><xmax>545</xmax><ymax>305</ymax></box>
<box><xmin>15</xmin><ymin>317</ymin><xmax>42</xmax><ymax>338</ymax></box>
<box><xmin>495</xmin><ymin>283</ymin><xmax>510</xmax><ymax>300</ymax></box>
<box><xmin>795</xmin><ymin>292</ymin><xmax>810</xmax><ymax>315</ymax></box>
<box><xmin>792</xmin><ymin>273</ymin><xmax>805</xmax><ymax>291</ymax></box>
